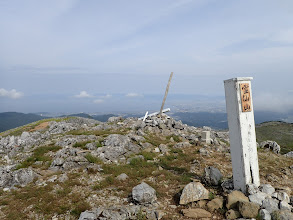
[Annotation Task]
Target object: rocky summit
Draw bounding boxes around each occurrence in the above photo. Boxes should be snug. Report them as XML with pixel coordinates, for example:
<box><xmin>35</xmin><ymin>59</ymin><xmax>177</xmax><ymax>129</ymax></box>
<box><xmin>0</xmin><ymin>115</ymin><xmax>292</xmax><ymax>219</ymax></box>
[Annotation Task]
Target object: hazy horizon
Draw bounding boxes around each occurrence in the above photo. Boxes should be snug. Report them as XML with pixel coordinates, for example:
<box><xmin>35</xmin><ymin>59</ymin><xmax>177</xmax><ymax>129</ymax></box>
<box><xmin>1</xmin><ymin>1</ymin><xmax>293</xmax><ymax>113</ymax></box>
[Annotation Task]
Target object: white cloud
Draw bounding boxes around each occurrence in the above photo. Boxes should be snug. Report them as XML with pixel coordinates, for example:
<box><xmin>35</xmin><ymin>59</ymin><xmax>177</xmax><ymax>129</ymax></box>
<box><xmin>93</xmin><ymin>99</ymin><xmax>104</xmax><ymax>104</ymax></box>
<box><xmin>270</xmin><ymin>28</ymin><xmax>293</xmax><ymax>44</ymax></box>
<box><xmin>125</xmin><ymin>93</ymin><xmax>143</xmax><ymax>97</ymax></box>
<box><xmin>74</xmin><ymin>91</ymin><xmax>92</xmax><ymax>98</ymax></box>
<box><xmin>100</xmin><ymin>94</ymin><xmax>112</xmax><ymax>99</ymax></box>
<box><xmin>0</xmin><ymin>88</ymin><xmax>23</xmax><ymax>99</ymax></box>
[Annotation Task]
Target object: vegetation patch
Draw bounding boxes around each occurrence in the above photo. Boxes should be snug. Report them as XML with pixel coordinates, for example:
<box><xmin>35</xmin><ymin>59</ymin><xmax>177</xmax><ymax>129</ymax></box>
<box><xmin>256</xmin><ymin>121</ymin><xmax>293</xmax><ymax>154</ymax></box>
<box><xmin>84</xmin><ymin>153</ymin><xmax>102</xmax><ymax>164</ymax></box>
<box><xmin>16</xmin><ymin>145</ymin><xmax>61</xmax><ymax>169</ymax></box>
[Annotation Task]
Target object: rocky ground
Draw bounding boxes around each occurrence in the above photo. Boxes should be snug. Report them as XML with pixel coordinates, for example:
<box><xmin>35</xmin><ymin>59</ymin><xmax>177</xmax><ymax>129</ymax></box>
<box><xmin>0</xmin><ymin>115</ymin><xmax>292</xmax><ymax>220</ymax></box>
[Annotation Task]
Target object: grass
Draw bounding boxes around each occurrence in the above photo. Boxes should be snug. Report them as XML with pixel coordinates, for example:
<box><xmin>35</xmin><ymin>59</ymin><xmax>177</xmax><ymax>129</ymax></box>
<box><xmin>16</xmin><ymin>145</ymin><xmax>61</xmax><ymax>169</ymax></box>
<box><xmin>73</xmin><ymin>141</ymin><xmax>91</xmax><ymax>149</ymax></box>
<box><xmin>256</xmin><ymin>121</ymin><xmax>293</xmax><ymax>154</ymax></box>
<box><xmin>84</xmin><ymin>153</ymin><xmax>102</xmax><ymax>164</ymax></box>
<box><xmin>0</xmin><ymin>117</ymin><xmax>70</xmax><ymax>137</ymax></box>
<box><xmin>0</xmin><ymin>172</ymin><xmax>90</xmax><ymax>219</ymax></box>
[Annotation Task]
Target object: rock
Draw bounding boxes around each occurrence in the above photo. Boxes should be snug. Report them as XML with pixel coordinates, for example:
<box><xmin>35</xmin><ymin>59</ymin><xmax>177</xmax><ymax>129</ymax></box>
<box><xmin>247</xmin><ymin>183</ymin><xmax>260</xmax><ymax>195</ymax></box>
<box><xmin>182</xmin><ymin>208</ymin><xmax>211</xmax><ymax>218</ymax></box>
<box><xmin>207</xmin><ymin>198</ymin><xmax>224</xmax><ymax>212</ymax></box>
<box><xmin>238</xmin><ymin>201</ymin><xmax>260</xmax><ymax>218</ymax></box>
<box><xmin>290</xmin><ymin>196</ymin><xmax>293</xmax><ymax>205</ymax></box>
<box><xmin>199</xmin><ymin>148</ymin><xmax>209</xmax><ymax>156</ymax></box>
<box><xmin>249</xmin><ymin>192</ymin><xmax>270</xmax><ymax>206</ymax></box>
<box><xmin>196</xmin><ymin>200</ymin><xmax>208</xmax><ymax>208</ymax></box>
<box><xmin>158</xmin><ymin>144</ymin><xmax>170</xmax><ymax>154</ymax></box>
<box><xmin>179</xmin><ymin>182</ymin><xmax>209</xmax><ymax>205</ymax></box>
<box><xmin>107</xmin><ymin>116</ymin><xmax>123</xmax><ymax>123</ymax></box>
<box><xmin>277</xmin><ymin>192</ymin><xmax>290</xmax><ymax>203</ymax></box>
<box><xmin>173</xmin><ymin>142</ymin><xmax>191</xmax><ymax>148</ymax></box>
<box><xmin>78</xmin><ymin>210</ymin><xmax>98</xmax><ymax>220</ymax></box>
<box><xmin>116</xmin><ymin>173</ymin><xmax>128</xmax><ymax>181</ymax></box>
<box><xmin>260</xmin><ymin>141</ymin><xmax>280</xmax><ymax>154</ymax></box>
<box><xmin>271</xmin><ymin>210</ymin><xmax>293</xmax><ymax>220</ymax></box>
<box><xmin>260</xmin><ymin>184</ymin><xmax>275</xmax><ymax>195</ymax></box>
<box><xmin>204</xmin><ymin>166</ymin><xmax>223</xmax><ymax>185</ymax></box>
<box><xmin>226</xmin><ymin>190</ymin><xmax>249</xmax><ymax>209</ymax></box>
<box><xmin>262</xmin><ymin>198</ymin><xmax>279</xmax><ymax>213</ymax></box>
<box><xmin>154</xmin><ymin>147</ymin><xmax>160</xmax><ymax>153</ymax></box>
<box><xmin>221</xmin><ymin>179</ymin><xmax>234</xmax><ymax>193</ymax></box>
<box><xmin>58</xmin><ymin>173</ymin><xmax>68</xmax><ymax>183</ymax></box>
<box><xmin>103</xmin><ymin>134</ymin><xmax>141</xmax><ymax>162</ymax></box>
<box><xmin>132</xmin><ymin>182</ymin><xmax>157</xmax><ymax>204</ymax></box>
<box><xmin>279</xmin><ymin>201</ymin><xmax>292</xmax><ymax>211</ymax></box>
<box><xmin>284</xmin><ymin>151</ymin><xmax>293</xmax><ymax>158</ymax></box>
<box><xmin>259</xmin><ymin>209</ymin><xmax>271</xmax><ymax>220</ymax></box>
<box><xmin>226</xmin><ymin>209</ymin><xmax>241</xmax><ymax>219</ymax></box>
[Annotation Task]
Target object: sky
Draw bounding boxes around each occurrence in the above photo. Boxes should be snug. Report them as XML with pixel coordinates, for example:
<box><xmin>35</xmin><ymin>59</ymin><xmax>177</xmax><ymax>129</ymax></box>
<box><xmin>1</xmin><ymin>0</ymin><xmax>293</xmax><ymax>114</ymax></box>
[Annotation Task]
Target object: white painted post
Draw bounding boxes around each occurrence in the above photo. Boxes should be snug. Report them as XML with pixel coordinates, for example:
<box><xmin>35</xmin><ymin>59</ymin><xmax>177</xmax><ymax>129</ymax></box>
<box><xmin>224</xmin><ymin>77</ymin><xmax>260</xmax><ymax>193</ymax></box>
<box><xmin>201</xmin><ymin>131</ymin><xmax>211</xmax><ymax>144</ymax></box>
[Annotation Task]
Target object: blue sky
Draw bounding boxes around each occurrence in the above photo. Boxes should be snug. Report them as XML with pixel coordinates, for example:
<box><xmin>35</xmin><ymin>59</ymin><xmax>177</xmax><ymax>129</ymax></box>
<box><xmin>1</xmin><ymin>0</ymin><xmax>293</xmax><ymax>113</ymax></box>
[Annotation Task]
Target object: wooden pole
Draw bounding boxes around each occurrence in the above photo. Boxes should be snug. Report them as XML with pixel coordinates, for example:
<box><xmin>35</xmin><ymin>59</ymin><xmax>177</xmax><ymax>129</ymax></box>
<box><xmin>159</xmin><ymin>72</ymin><xmax>173</xmax><ymax>115</ymax></box>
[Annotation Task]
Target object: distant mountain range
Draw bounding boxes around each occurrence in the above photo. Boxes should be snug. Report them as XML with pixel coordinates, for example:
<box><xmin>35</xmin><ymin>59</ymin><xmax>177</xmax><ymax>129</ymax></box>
<box><xmin>0</xmin><ymin>110</ymin><xmax>292</xmax><ymax>133</ymax></box>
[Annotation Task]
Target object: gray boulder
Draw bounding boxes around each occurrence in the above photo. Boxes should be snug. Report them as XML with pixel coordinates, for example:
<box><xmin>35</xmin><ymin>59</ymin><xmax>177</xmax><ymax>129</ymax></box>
<box><xmin>260</xmin><ymin>141</ymin><xmax>280</xmax><ymax>154</ymax></box>
<box><xmin>284</xmin><ymin>151</ymin><xmax>293</xmax><ymax>158</ymax></box>
<box><xmin>260</xmin><ymin>184</ymin><xmax>275</xmax><ymax>195</ymax></box>
<box><xmin>102</xmin><ymin>134</ymin><xmax>141</xmax><ymax>163</ymax></box>
<box><xmin>249</xmin><ymin>192</ymin><xmax>270</xmax><ymax>206</ymax></box>
<box><xmin>204</xmin><ymin>166</ymin><xmax>223</xmax><ymax>185</ymax></box>
<box><xmin>0</xmin><ymin>166</ymin><xmax>35</xmax><ymax>188</ymax></box>
<box><xmin>132</xmin><ymin>182</ymin><xmax>157</xmax><ymax>204</ymax></box>
<box><xmin>259</xmin><ymin>209</ymin><xmax>271</xmax><ymax>220</ymax></box>
<box><xmin>262</xmin><ymin>198</ymin><xmax>279</xmax><ymax>213</ymax></box>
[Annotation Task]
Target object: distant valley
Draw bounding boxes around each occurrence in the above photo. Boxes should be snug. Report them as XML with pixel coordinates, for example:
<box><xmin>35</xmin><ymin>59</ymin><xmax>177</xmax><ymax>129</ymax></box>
<box><xmin>1</xmin><ymin>110</ymin><xmax>293</xmax><ymax>133</ymax></box>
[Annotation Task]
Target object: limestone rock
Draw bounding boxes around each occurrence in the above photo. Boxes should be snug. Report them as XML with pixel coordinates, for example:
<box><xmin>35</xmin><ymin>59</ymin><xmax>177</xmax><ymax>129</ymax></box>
<box><xmin>260</xmin><ymin>184</ymin><xmax>275</xmax><ymax>195</ymax></box>
<box><xmin>158</xmin><ymin>144</ymin><xmax>170</xmax><ymax>154</ymax></box>
<box><xmin>207</xmin><ymin>198</ymin><xmax>224</xmax><ymax>212</ymax></box>
<box><xmin>262</xmin><ymin>198</ymin><xmax>279</xmax><ymax>213</ymax></box>
<box><xmin>238</xmin><ymin>201</ymin><xmax>260</xmax><ymax>218</ymax></box>
<box><xmin>204</xmin><ymin>166</ymin><xmax>223</xmax><ymax>185</ymax></box>
<box><xmin>247</xmin><ymin>183</ymin><xmax>260</xmax><ymax>195</ymax></box>
<box><xmin>284</xmin><ymin>151</ymin><xmax>293</xmax><ymax>158</ymax></box>
<box><xmin>182</xmin><ymin>208</ymin><xmax>211</xmax><ymax>218</ymax></box>
<box><xmin>259</xmin><ymin>209</ymin><xmax>271</xmax><ymax>220</ymax></box>
<box><xmin>277</xmin><ymin>192</ymin><xmax>290</xmax><ymax>203</ymax></box>
<box><xmin>116</xmin><ymin>173</ymin><xmax>128</xmax><ymax>181</ymax></box>
<box><xmin>173</xmin><ymin>142</ymin><xmax>191</xmax><ymax>148</ymax></box>
<box><xmin>132</xmin><ymin>182</ymin><xmax>157</xmax><ymax>204</ymax></box>
<box><xmin>271</xmin><ymin>210</ymin><xmax>293</xmax><ymax>220</ymax></box>
<box><xmin>226</xmin><ymin>190</ymin><xmax>249</xmax><ymax>209</ymax></box>
<box><xmin>225</xmin><ymin>209</ymin><xmax>241</xmax><ymax>219</ymax></box>
<box><xmin>249</xmin><ymin>192</ymin><xmax>270</xmax><ymax>206</ymax></box>
<box><xmin>260</xmin><ymin>141</ymin><xmax>280</xmax><ymax>154</ymax></box>
<box><xmin>279</xmin><ymin>201</ymin><xmax>292</xmax><ymax>211</ymax></box>
<box><xmin>179</xmin><ymin>182</ymin><xmax>209</xmax><ymax>205</ymax></box>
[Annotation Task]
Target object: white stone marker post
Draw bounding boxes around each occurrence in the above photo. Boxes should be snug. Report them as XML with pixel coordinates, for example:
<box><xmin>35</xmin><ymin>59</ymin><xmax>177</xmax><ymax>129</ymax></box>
<box><xmin>224</xmin><ymin>77</ymin><xmax>260</xmax><ymax>193</ymax></box>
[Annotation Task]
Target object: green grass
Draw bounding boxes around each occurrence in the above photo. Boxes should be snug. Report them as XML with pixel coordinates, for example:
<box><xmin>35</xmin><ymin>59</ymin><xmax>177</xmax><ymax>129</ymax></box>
<box><xmin>84</xmin><ymin>153</ymin><xmax>102</xmax><ymax>164</ymax></box>
<box><xmin>0</xmin><ymin>117</ymin><xmax>70</xmax><ymax>137</ymax></box>
<box><xmin>0</xmin><ymin>172</ymin><xmax>90</xmax><ymax>219</ymax></box>
<box><xmin>256</xmin><ymin>121</ymin><xmax>293</xmax><ymax>154</ymax></box>
<box><xmin>16</xmin><ymin>145</ymin><xmax>61</xmax><ymax>169</ymax></box>
<box><xmin>73</xmin><ymin>141</ymin><xmax>91</xmax><ymax>149</ymax></box>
